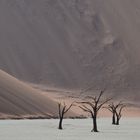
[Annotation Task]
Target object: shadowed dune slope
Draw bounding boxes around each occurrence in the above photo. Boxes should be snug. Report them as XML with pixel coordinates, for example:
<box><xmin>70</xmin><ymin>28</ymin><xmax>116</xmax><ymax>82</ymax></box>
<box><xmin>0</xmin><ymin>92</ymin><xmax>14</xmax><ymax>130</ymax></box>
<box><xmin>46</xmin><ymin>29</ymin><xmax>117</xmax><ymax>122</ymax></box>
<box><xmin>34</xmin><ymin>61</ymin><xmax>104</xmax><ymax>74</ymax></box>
<box><xmin>0</xmin><ymin>0</ymin><xmax>140</xmax><ymax>100</ymax></box>
<box><xmin>0</xmin><ymin>69</ymin><xmax>58</xmax><ymax>118</ymax></box>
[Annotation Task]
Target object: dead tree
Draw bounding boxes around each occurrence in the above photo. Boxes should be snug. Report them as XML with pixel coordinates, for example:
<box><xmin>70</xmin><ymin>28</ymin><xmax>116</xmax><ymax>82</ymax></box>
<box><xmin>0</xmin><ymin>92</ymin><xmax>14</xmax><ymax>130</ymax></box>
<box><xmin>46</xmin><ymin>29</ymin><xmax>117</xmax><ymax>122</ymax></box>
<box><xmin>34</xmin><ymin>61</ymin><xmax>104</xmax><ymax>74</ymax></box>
<box><xmin>58</xmin><ymin>102</ymin><xmax>74</xmax><ymax>130</ymax></box>
<box><xmin>115</xmin><ymin>105</ymin><xmax>125</xmax><ymax>125</ymax></box>
<box><xmin>106</xmin><ymin>102</ymin><xmax>123</xmax><ymax>125</ymax></box>
<box><xmin>78</xmin><ymin>90</ymin><xmax>111</xmax><ymax>132</ymax></box>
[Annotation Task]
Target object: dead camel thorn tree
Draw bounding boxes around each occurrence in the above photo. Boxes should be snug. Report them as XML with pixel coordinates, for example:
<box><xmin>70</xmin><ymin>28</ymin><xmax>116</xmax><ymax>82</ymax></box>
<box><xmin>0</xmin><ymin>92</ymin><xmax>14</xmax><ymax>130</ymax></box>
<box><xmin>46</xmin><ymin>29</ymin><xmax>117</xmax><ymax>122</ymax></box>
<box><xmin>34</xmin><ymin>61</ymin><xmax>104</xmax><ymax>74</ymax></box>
<box><xmin>78</xmin><ymin>90</ymin><xmax>111</xmax><ymax>132</ymax></box>
<box><xmin>106</xmin><ymin>102</ymin><xmax>125</xmax><ymax>125</ymax></box>
<box><xmin>115</xmin><ymin>104</ymin><xmax>126</xmax><ymax>125</ymax></box>
<box><xmin>58</xmin><ymin>102</ymin><xmax>75</xmax><ymax>130</ymax></box>
<box><xmin>106</xmin><ymin>102</ymin><xmax>123</xmax><ymax>125</ymax></box>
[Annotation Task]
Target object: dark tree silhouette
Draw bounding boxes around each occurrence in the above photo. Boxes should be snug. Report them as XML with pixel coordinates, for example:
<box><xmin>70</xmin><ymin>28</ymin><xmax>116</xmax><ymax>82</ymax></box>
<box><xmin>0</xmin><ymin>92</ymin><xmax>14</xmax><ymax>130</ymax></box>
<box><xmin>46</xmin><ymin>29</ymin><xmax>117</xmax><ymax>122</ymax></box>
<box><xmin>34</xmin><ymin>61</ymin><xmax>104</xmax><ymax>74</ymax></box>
<box><xmin>78</xmin><ymin>90</ymin><xmax>111</xmax><ymax>132</ymax></box>
<box><xmin>106</xmin><ymin>102</ymin><xmax>123</xmax><ymax>125</ymax></box>
<box><xmin>106</xmin><ymin>102</ymin><xmax>125</xmax><ymax>125</ymax></box>
<box><xmin>58</xmin><ymin>102</ymin><xmax>74</xmax><ymax>130</ymax></box>
<box><xmin>115</xmin><ymin>104</ymin><xmax>126</xmax><ymax>125</ymax></box>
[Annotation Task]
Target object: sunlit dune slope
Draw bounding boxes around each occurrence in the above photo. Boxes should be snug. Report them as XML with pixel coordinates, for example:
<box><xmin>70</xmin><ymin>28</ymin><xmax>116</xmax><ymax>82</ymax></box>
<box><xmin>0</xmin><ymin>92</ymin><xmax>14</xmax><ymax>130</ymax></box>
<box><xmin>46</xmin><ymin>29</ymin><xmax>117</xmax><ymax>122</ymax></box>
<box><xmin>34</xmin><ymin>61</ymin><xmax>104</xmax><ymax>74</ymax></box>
<box><xmin>0</xmin><ymin>69</ymin><xmax>58</xmax><ymax>118</ymax></box>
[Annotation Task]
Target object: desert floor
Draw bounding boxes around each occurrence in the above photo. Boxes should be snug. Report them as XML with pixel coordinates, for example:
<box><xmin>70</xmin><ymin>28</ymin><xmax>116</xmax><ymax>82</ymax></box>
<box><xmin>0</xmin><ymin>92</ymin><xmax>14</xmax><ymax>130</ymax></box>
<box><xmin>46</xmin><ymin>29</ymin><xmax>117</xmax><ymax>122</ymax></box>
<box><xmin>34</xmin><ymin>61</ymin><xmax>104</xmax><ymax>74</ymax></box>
<box><xmin>0</xmin><ymin>118</ymin><xmax>139</xmax><ymax>140</ymax></box>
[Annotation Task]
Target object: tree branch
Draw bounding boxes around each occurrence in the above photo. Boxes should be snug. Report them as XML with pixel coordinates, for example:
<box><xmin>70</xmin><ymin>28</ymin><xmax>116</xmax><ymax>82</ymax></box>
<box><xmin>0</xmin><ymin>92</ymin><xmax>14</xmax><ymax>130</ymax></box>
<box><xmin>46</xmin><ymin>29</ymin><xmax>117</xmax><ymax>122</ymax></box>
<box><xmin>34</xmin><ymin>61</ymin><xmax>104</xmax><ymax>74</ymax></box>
<box><xmin>77</xmin><ymin>101</ymin><xmax>95</xmax><ymax>109</ymax></box>
<box><xmin>64</xmin><ymin>103</ymin><xmax>75</xmax><ymax>114</ymax></box>
<box><xmin>79</xmin><ymin>105</ymin><xmax>93</xmax><ymax>114</ymax></box>
<box><xmin>97</xmin><ymin>98</ymin><xmax>112</xmax><ymax>111</ymax></box>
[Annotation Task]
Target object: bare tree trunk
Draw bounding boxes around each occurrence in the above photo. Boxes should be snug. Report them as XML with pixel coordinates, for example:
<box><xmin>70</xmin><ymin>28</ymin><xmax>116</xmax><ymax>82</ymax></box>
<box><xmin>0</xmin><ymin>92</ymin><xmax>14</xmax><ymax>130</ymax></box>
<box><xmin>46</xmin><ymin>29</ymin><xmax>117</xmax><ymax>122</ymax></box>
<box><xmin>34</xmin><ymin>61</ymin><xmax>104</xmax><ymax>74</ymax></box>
<box><xmin>58</xmin><ymin>117</ymin><xmax>63</xmax><ymax>129</ymax></box>
<box><xmin>116</xmin><ymin>118</ymin><xmax>120</xmax><ymax>125</ymax></box>
<box><xmin>112</xmin><ymin>113</ymin><xmax>116</xmax><ymax>125</ymax></box>
<box><xmin>93</xmin><ymin>117</ymin><xmax>98</xmax><ymax>132</ymax></box>
<box><xmin>91</xmin><ymin>114</ymin><xmax>98</xmax><ymax>132</ymax></box>
<box><xmin>115</xmin><ymin>105</ymin><xmax>125</xmax><ymax>125</ymax></box>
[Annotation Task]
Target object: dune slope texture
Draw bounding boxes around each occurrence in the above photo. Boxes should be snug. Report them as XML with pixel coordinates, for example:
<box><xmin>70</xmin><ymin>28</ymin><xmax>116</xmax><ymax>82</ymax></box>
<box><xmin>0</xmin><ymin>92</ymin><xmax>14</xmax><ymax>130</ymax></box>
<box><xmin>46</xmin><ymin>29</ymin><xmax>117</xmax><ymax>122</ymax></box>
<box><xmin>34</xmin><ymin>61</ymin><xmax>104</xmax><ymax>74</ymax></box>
<box><xmin>0</xmin><ymin>0</ymin><xmax>140</xmax><ymax>99</ymax></box>
<box><xmin>0</xmin><ymin>69</ymin><xmax>58</xmax><ymax>119</ymax></box>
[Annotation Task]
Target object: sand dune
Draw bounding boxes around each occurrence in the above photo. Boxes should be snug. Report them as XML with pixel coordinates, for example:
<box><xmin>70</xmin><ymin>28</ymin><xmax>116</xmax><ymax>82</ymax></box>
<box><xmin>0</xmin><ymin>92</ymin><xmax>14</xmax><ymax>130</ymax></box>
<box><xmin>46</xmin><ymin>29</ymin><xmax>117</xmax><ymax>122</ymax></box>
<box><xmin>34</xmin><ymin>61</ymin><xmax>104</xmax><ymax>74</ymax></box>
<box><xmin>0</xmin><ymin>69</ymin><xmax>59</xmax><ymax>119</ymax></box>
<box><xmin>0</xmin><ymin>69</ymin><xmax>139</xmax><ymax>118</ymax></box>
<box><xmin>0</xmin><ymin>1</ymin><xmax>140</xmax><ymax>103</ymax></box>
